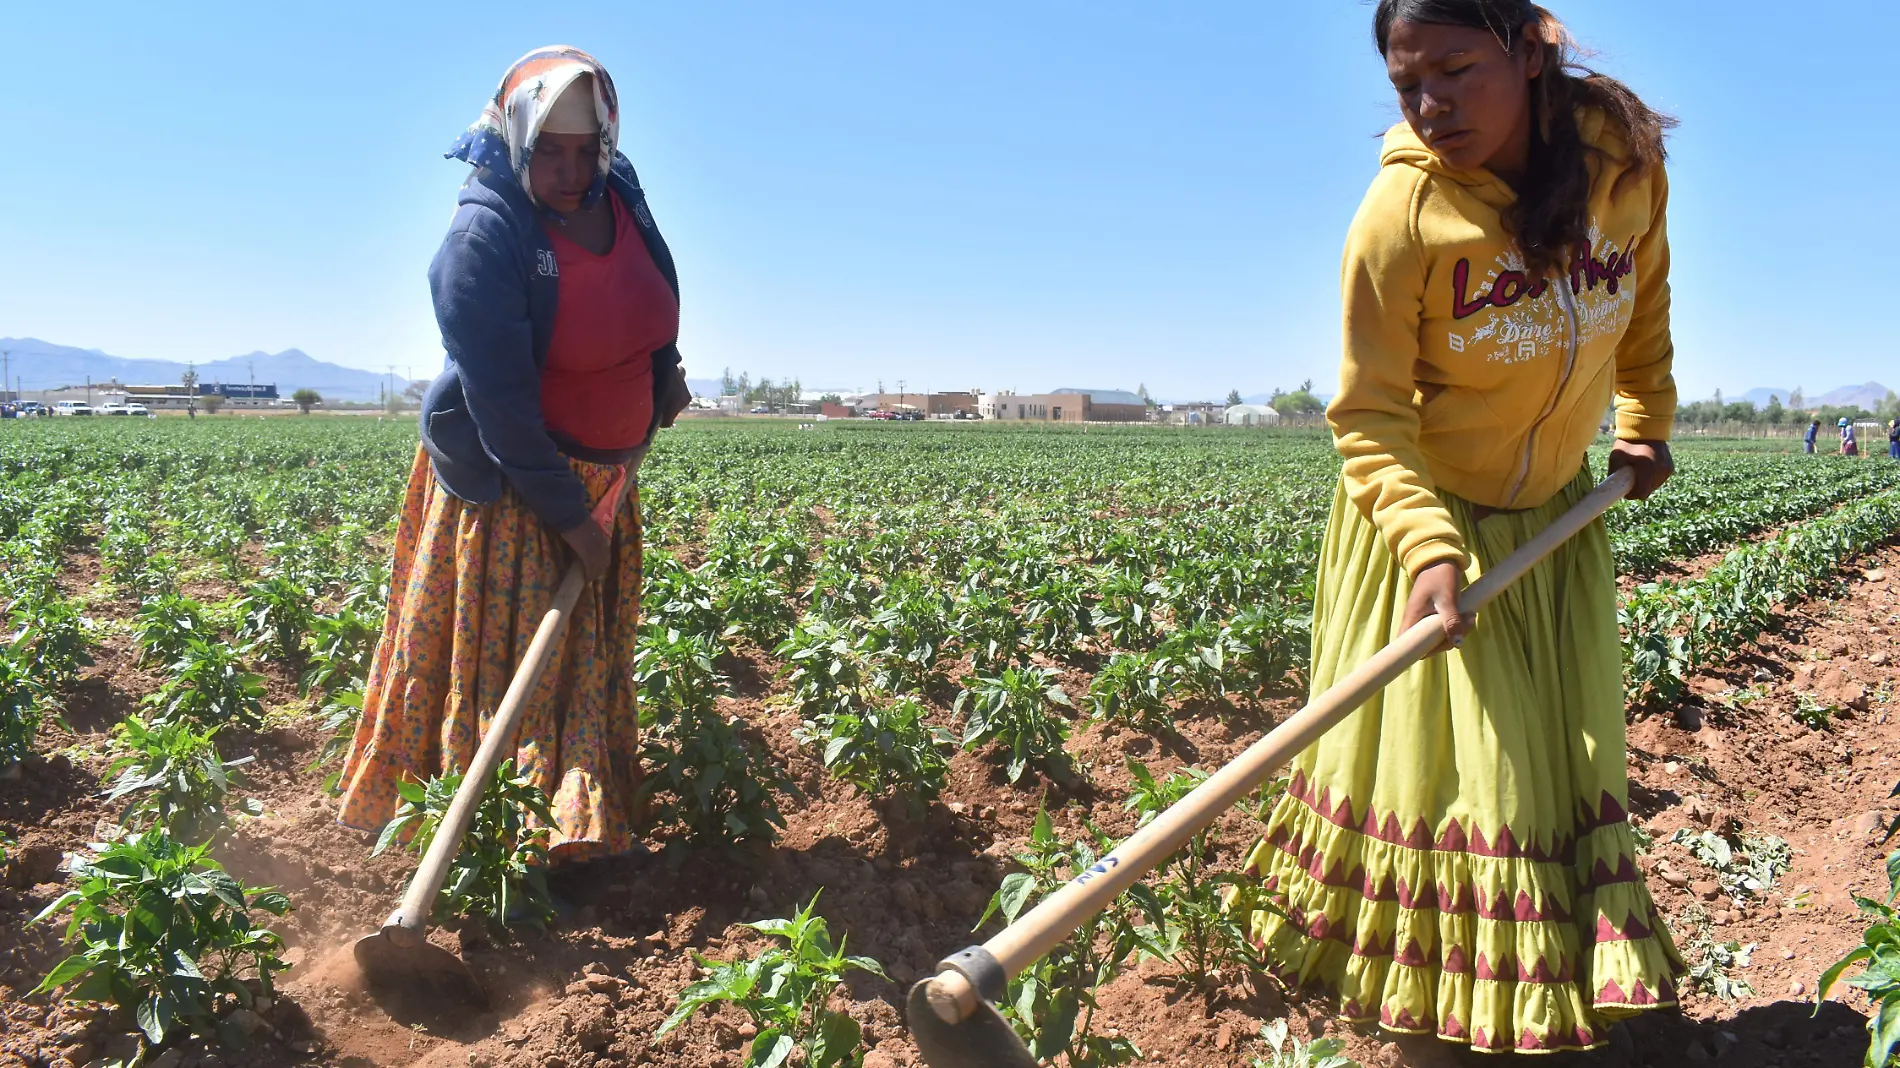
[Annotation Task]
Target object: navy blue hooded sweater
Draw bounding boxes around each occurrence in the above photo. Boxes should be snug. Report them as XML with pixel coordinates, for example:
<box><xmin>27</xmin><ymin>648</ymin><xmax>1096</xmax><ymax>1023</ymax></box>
<box><xmin>419</xmin><ymin>154</ymin><xmax>681</xmax><ymax>533</ymax></box>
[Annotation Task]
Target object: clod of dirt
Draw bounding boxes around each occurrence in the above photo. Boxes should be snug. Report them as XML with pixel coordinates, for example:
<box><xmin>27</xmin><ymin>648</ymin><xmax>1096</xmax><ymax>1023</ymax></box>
<box><xmin>4</xmin><ymin>842</ymin><xmax>64</xmax><ymax>888</ymax></box>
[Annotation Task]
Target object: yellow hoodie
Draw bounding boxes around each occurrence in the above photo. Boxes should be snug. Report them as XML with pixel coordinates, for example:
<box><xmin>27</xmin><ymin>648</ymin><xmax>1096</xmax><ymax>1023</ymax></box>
<box><xmin>1329</xmin><ymin>109</ymin><xmax>1676</xmax><ymax>577</ymax></box>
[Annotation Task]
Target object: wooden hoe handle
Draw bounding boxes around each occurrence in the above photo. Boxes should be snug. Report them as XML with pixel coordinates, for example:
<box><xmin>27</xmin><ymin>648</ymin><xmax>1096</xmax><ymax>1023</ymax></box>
<box><xmin>379</xmin><ymin>464</ymin><xmax>637</xmax><ymax>949</ymax></box>
<box><xmin>923</xmin><ymin>467</ymin><xmax>1636</xmax><ymax>1024</ymax></box>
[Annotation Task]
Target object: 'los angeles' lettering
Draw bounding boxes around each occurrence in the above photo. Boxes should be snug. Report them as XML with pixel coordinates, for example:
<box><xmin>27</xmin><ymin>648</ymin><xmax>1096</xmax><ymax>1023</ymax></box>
<box><xmin>1450</xmin><ymin>238</ymin><xmax>1636</xmax><ymax>320</ymax></box>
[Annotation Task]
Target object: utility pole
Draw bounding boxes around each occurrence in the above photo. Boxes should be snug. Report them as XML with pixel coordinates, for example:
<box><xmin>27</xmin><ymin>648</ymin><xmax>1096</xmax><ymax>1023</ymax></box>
<box><xmin>86</xmin><ymin>375</ymin><xmax>92</xmax><ymax>407</ymax></box>
<box><xmin>1</xmin><ymin>348</ymin><xmax>9</xmax><ymax>403</ymax></box>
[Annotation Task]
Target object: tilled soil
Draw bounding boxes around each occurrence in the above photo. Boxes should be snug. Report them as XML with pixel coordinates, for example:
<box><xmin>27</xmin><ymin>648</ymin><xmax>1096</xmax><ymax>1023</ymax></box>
<box><xmin>5</xmin><ymin>546</ymin><xmax>1900</xmax><ymax>1068</ymax></box>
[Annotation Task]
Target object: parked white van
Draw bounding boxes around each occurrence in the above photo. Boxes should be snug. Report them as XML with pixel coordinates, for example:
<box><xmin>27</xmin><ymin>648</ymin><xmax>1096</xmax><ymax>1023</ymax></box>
<box><xmin>53</xmin><ymin>401</ymin><xmax>94</xmax><ymax>416</ymax></box>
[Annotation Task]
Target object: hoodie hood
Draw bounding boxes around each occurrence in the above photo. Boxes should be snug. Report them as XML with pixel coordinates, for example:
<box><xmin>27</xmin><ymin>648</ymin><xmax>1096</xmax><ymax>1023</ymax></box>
<box><xmin>1377</xmin><ymin>107</ymin><xmax>1619</xmax><ymax>211</ymax></box>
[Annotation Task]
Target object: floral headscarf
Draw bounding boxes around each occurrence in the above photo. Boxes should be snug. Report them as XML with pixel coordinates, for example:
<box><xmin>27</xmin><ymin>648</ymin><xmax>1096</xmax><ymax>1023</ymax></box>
<box><xmin>447</xmin><ymin>46</ymin><xmax>621</xmax><ymax>209</ymax></box>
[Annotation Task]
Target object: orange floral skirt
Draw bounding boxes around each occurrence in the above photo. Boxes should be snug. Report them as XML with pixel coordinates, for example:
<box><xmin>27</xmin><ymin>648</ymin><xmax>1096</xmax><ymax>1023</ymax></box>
<box><xmin>336</xmin><ymin>449</ymin><xmax>643</xmax><ymax>861</ymax></box>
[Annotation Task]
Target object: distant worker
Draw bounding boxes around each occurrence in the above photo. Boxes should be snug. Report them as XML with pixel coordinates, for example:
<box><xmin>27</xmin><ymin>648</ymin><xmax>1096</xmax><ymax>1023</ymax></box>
<box><xmin>1805</xmin><ymin>418</ymin><xmax>1820</xmax><ymax>454</ymax></box>
<box><xmin>1841</xmin><ymin>417</ymin><xmax>1859</xmax><ymax>457</ymax></box>
<box><xmin>1233</xmin><ymin>1</ymin><xmax>1685</xmax><ymax>1058</ymax></box>
<box><xmin>337</xmin><ymin>47</ymin><xmax>692</xmax><ymax>869</ymax></box>
<box><xmin>1888</xmin><ymin>419</ymin><xmax>1899</xmax><ymax>460</ymax></box>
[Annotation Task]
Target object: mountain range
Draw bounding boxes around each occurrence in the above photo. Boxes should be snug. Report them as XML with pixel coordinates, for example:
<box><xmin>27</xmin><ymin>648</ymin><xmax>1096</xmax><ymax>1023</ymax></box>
<box><xmin>1</xmin><ymin>338</ymin><xmax>414</xmax><ymax>403</ymax></box>
<box><xmin>1735</xmin><ymin>383</ymin><xmax>1892</xmax><ymax>411</ymax></box>
<box><xmin>7</xmin><ymin>336</ymin><xmax>1891</xmax><ymax>413</ymax></box>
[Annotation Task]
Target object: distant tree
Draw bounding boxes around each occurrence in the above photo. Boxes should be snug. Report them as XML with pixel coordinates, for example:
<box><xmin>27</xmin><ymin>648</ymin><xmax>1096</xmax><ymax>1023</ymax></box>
<box><xmin>1137</xmin><ymin>383</ymin><xmax>1152</xmax><ymax>406</ymax></box>
<box><xmin>1763</xmin><ymin>395</ymin><xmax>1785</xmax><ymax>425</ymax></box>
<box><xmin>402</xmin><ymin>380</ymin><xmax>429</xmax><ymax>406</ymax></box>
<box><xmin>1723</xmin><ymin>400</ymin><xmax>1759</xmax><ymax>424</ymax></box>
<box><xmin>1679</xmin><ymin>398</ymin><xmax>1725</xmax><ymax>427</ymax></box>
<box><xmin>820</xmin><ymin>393</ymin><xmax>843</xmax><ymax>405</ymax></box>
<box><xmin>1882</xmin><ymin>391</ymin><xmax>1900</xmax><ymax>422</ymax></box>
<box><xmin>1788</xmin><ymin>386</ymin><xmax>1805</xmax><ymax>411</ymax></box>
<box><xmin>1816</xmin><ymin>404</ymin><xmax>1872</xmax><ymax>428</ymax></box>
<box><xmin>1225</xmin><ymin>389</ymin><xmax>1243</xmax><ymax>406</ymax></box>
<box><xmin>721</xmin><ymin>367</ymin><xmax>738</xmax><ymax>396</ymax></box>
<box><xmin>1272</xmin><ymin>388</ymin><xmax>1325</xmax><ymax>417</ymax></box>
<box><xmin>182</xmin><ymin>368</ymin><xmax>199</xmax><ymax>417</ymax></box>
<box><xmin>200</xmin><ymin>393</ymin><xmax>226</xmax><ymax>415</ymax></box>
<box><xmin>291</xmin><ymin>388</ymin><xmax>322</xmax><ymax>414</ymax></box>
<box><xmin>1713</xmin><ymin>388</ymin><xmax>1724</xmax><ymax>410</ymax></box>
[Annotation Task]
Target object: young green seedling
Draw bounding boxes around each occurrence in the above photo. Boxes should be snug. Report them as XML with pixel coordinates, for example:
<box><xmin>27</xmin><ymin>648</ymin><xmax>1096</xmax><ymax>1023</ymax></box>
<box><xmin>373</xmin><ymin>758</ymin><xmax>557</xmax><ymax>931</ymax></box>
<box><xmin>33</xmin><ymin>829</ymin><xmax>291</xmax><ymax>1053</ymax></box>
<box><xmin>106</xmin><ymin>716</ymin><xmax>262</xmax><ymax>844</ymax></box>
<box><xmin>658</xmin><ymin>892</ymin><xmax>886</xmax><ymax>1068</ymax></box>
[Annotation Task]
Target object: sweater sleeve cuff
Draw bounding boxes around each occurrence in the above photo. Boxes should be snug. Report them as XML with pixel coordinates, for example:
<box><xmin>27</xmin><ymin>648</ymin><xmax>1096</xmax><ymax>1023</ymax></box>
<box><xmin>1615</xmin><ymin>409</ymin><xmax>1675</xmax><ymax>443</ymax></box>
<box><xmin>1401</xmin><ymin>539</ymin><xmax>1469</xmax><ymax>579</ymax></box>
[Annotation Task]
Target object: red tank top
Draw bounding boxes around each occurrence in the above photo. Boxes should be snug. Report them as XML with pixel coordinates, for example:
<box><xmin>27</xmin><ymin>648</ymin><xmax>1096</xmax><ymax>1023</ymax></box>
<box><xmin>539</xmin><ymin>195</ymin><xmax>679</xmax><ymax>451</ymax></box>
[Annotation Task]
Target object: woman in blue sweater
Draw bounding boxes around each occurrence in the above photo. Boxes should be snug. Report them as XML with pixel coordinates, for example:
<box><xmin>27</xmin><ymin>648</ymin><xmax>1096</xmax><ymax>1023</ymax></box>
<box><xmin>338</xmin><ymin>47</ymin><xmax>690</xmax><ymax>863</ymax></box>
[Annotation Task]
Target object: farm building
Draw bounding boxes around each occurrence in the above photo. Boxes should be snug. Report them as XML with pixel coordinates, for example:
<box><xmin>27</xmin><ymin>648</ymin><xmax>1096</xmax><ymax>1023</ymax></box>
<box><xmin>1223</xmin><ymin>404</ymin><xmax>1282</xmax><ymax>427</ymax></box>
<box><xmin>1052</xmin><ymin>388</ymin><xmax>1150</xmax><ymax>423</ymax></box>
<box><xmin>20</xmin><ymin>384</ymin><xmax>128</xmax><ymax>408</ymax></box>
<box><xmin>122</xmin><ymin>382</ymin><xmax>281</xmax><ymax>410</ymax></box>
<box><xmin>868</xmin><ymin>391</ymin><xmax>979</xmax><ymax>417</ymax></box>
<box><xmin>977</xmin><ymin>389</ymin><xmax>1151</xmax><ymax>423</ymax></box>
<box><xmin>1159</xmin><ymin>401</ymin><xmax>1224</xmax><ymax>426</ymax></box>
<box><xmin>979</xmin><ymin>392</ymin><xmax>1100</xmax><ymax>422</ymax></box>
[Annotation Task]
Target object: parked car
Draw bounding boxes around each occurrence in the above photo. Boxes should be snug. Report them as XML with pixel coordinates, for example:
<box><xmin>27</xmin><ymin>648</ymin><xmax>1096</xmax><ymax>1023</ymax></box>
<box><xmin>123</xmin><ymin>402</ymin><xmax>151</xmax><ymax>417</ymax></box>
<box><xmin>53</xmin><ymin>401</ymin><xmax>94</xmax><ymax>416</ymax></box>
<box><xmin>97</xmin><ymin>403</ymin><xmax>132</xmax><ymax>416</ymax></box>
<box><xmin>749</xmin><ymin>406</ymin><xmax>771</xmax><ymax>415</ymax></box>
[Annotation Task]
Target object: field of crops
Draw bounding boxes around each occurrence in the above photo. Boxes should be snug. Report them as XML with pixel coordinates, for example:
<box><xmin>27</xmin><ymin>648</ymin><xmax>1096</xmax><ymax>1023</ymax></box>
<box><xmin>5</xmin><ymin>417</ymin><xmax>1900</xmax><ymax>1068</ymax></box>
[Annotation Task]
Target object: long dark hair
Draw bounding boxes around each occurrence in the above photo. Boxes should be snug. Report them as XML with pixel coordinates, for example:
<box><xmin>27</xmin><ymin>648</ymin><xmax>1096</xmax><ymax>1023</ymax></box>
<box><xmin>1374</xmin><ymin>0</ymin><xmax>1675</xmax><ymax>277</ymax></box>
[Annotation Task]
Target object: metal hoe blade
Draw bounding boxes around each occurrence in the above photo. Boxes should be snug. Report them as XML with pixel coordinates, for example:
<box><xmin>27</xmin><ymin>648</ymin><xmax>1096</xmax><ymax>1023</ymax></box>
<box><xmin>906</xmin><ymin>979</ymin><xmax>1036</xmax><ymax>1068</ymax></box>
<box><xmin>352</xmin><ymin>929</ymin><xmax>487</xmax><ymax>1008</ymax></box>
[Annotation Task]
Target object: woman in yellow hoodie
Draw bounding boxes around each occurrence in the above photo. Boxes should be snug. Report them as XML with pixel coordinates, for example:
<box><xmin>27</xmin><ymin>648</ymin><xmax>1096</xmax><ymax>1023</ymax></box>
<box><xmin>1239</xmin><ymin>1</ymin><xmax>1685</xmax><ymax>1059</ymax></box>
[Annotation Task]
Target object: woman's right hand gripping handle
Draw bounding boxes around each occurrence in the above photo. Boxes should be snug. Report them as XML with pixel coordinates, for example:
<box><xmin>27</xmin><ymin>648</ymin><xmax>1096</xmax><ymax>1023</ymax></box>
<box><xmin>1400</xmin><ymin>559</ymin><xmax>1472</xmax><ymax>652</ymax></box>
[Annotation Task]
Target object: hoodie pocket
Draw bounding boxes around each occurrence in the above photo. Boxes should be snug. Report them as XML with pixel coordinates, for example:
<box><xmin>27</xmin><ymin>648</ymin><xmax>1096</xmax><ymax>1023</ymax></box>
<box><xmin>1418</xmin><ymin>384</ymin><xmax>1511</xmax><ymax>476</ymax></box>
<box><xmin>426</xmin><ymin>404</ymin><xmax>484</xmax><ymax>463</ymax></box>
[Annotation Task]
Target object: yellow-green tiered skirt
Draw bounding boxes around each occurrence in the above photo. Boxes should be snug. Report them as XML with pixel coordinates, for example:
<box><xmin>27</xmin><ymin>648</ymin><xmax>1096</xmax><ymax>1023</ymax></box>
<box><xmin>1237</xmin><ymin>467</ymin><xmax>1685</xmax><ymax>1055</ymax></box>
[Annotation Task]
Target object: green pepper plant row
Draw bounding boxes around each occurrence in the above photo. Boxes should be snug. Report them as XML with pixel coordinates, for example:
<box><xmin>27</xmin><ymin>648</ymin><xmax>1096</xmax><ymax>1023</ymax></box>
<box><xmin>1622</xmin><ymin>485</ymin><xmax>1900</xmax><ymax>706</ymax></box>
<box><xmin>2</xmin><ymin>421</ymin><xmax>1885</xmax><ymax>792</ymax></box>
<box><xmin>1610</xmin><ymin>461</ymin><xmax>1900</xmax><ymax>576</ymax></box>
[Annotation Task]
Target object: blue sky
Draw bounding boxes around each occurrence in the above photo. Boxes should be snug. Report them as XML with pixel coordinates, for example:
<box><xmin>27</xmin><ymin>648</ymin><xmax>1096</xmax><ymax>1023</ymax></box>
<box><xmin>5</xmin><ymin>2</ymin><xmax>1893</xmax><ymax>401</ymax></box>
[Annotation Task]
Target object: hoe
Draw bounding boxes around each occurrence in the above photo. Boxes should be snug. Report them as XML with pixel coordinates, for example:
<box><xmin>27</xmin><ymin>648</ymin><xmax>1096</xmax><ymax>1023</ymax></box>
<box><xmin>906</xmin><ymin>468</ymin><xmax>1636</xmax><ymax>1067</ymax></box>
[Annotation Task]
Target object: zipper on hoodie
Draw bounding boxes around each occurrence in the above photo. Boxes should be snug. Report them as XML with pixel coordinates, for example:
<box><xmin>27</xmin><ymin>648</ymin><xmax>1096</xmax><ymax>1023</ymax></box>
<box><xmin>1505</xmin><ymin>273</ymin><xmax>1582</xmax><ymax>507</ymax></box>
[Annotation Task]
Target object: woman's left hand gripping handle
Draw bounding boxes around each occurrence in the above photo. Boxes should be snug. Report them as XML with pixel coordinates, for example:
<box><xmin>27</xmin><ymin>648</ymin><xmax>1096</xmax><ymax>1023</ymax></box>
<box><xmin>562</xmin><ymin>457</ymin><xmax>639</xmax><ymax>584</ymax></box>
